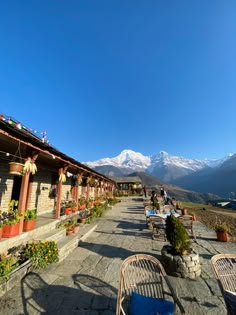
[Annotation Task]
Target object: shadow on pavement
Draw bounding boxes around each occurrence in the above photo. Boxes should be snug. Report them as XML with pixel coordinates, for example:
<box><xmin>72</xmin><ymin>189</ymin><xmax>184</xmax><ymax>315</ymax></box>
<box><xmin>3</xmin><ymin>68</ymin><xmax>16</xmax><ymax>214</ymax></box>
<box><xmin>20</xmin><ymin>271</ymin><xmax>117</xmax><ymax>314</ymax></box>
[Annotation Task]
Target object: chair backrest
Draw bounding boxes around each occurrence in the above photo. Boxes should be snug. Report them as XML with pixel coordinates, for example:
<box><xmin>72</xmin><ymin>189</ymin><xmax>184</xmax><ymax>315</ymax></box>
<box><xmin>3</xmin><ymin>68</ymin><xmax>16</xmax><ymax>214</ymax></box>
<box><xmin>149</xmin><ymin>215</ymin><xmax>166</xmax><ymax>226</ymax></box>
<box><xmin>116</xmin><ymin>254</ymin><xmax>184</xmax><ymax>315</ymax></box>
<box><xmin>162</xmin><ymin>205</ymin><xmax>175</xmax><ymax>213</ymax></box>
<box><xmin>211</xmin><ymin>254</ymin><xmax>236</xmax><ymax>293</ymax></box>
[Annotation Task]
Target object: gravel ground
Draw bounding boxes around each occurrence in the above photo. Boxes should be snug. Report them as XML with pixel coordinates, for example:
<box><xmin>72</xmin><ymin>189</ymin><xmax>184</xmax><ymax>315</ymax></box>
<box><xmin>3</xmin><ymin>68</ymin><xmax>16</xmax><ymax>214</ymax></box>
<box><xmin>186</xmin><ymin>207</ymin><xmax>236</xmax><ymax>242</ymax></box>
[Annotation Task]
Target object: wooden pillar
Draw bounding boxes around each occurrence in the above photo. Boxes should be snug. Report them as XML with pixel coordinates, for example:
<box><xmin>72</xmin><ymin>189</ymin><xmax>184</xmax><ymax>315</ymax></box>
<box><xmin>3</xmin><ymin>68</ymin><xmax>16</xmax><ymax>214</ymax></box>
<box><xmin>55</xmin><ymin>165</ymin><xmax>68</xmax><ymax>219</ymax></box>
<box><xmin>86</xmin><ymin>182</ymin><xmax>90</xmax><ymax>200</ymax></box>
<box><xmin>18</xmin><ymin>172</ymin><xmax>30</xmax><ymax>233</ymax></box>
<box><xmin>56</xmin><ymin>167</ymin><xmax>63</xmax><ymax>219</ymax></box>
<box><xmin>18</xmin><ymin>151</ymin><xmax>39</xmax><ymax>234</ymax></box>
<box><xmin>26</xmin><ymin>175</ymin><xmax>34</xmax><ymax>209</ymax></box>
<box><xmin>56</xmin><ymin>181</ymin><xmax>62</xmax><ymax>219</ymax></box>
<box><xmin>75</xmin><ymin>185</ymin><xmax>79</xmax><ymax>205</ymax></box>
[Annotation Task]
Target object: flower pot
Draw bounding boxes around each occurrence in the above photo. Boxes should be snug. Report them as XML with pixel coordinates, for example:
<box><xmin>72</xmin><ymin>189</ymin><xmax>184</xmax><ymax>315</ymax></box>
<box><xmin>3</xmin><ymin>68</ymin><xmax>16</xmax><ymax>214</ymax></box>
<box><xmin>2</xmin><ymin>222</ymin><xmax>20</xmax><ymax>238</ymax></box>
<box><xmin>216</xmin><ymin>231</ymin><xmax>229</xmax><ymax>242</ymax></box>
<box><xmin>23</xmin><ymin>219</ymin><xmax>36</xmax><ymax>232</ymax></box>
<box><xmin>64</xmin><ymin>208</ymin><xmax>72</xmax><ymax>215</ymax></box>
<box><xmin>8</xmin><ymin>162</ymin><xmax>24</xmax><ymax>176</ymax></box>
<box><xmin>80</xmin><ymin>218</ymin><xmax>86</xmax><ymax>224</ymax></box>
<box><xmin>66</xmin><ymin>230</ymin><xmax>73</xmax><ymax>236</ymax></box>
<box><xmin>73</xmin><ymin>225</ymin><xmax>79</xmax><ymax>233</ymax></box>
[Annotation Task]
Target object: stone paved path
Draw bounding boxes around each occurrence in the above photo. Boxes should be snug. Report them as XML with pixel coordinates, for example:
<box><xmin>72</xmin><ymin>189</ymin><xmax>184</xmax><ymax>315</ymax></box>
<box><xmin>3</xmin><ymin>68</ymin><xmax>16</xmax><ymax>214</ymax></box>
<box><xmin>1</xmin><ymin>197</ymin><xmax>235</xmax><ymax>315</ymax></box>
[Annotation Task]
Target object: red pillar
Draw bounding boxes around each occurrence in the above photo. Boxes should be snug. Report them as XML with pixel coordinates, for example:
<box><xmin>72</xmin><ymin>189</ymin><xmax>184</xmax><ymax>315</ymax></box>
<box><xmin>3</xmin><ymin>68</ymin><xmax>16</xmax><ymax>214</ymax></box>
<box><xmin>18</xmin><ymin>172</ymin><xmax>30</xmax><ymax>233</ymax></box>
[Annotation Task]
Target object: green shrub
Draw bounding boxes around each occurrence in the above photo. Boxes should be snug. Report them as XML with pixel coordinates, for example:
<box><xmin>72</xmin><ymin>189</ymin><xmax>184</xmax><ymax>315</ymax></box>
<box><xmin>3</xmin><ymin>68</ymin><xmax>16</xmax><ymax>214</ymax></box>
<box><xmin>24</xmin><ymin>208</ymin><xmax>37</xmax><ymax>221</ymax></box>
<box><xmin>165</xmin><ymin>215</ymin><xmax>191</xmax><ymax>255</ymax></box>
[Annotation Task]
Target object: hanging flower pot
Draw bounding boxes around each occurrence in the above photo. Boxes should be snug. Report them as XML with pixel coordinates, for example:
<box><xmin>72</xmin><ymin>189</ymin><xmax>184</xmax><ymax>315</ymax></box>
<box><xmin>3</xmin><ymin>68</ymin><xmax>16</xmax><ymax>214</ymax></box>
<box><xmin>8</xmin><ymin>162</ymin><xmax>24</xmax><ymax>176</ymax></box>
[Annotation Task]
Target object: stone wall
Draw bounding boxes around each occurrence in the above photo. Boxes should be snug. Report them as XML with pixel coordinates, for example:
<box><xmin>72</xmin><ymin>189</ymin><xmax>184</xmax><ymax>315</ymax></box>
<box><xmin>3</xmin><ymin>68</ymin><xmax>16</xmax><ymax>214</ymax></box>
<box><xmin>161</xmin><ymin>245</ymin><xmax>201</xmax><ymax>279</ymax></box>
<box><xmin>0</xmin><ymin>160</ymin><xmax>15</xmax><ymax>211</ymax></box>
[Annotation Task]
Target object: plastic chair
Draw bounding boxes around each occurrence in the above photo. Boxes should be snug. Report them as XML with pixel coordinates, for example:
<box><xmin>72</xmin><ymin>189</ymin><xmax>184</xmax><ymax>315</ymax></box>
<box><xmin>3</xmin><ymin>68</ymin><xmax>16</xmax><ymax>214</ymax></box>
<box><xmin>116</xmin><ymin>254</ymin><xmax>185</xmax><ymax>315</ymax></box>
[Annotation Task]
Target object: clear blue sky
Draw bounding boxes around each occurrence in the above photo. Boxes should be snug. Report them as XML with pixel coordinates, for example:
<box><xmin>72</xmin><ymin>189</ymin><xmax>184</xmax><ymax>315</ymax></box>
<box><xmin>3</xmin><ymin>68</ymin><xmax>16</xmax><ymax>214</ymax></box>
<box><xmin>0</xmin><ymin>1</ymin><xmax>235</xmax><ymax>162</ymax></box>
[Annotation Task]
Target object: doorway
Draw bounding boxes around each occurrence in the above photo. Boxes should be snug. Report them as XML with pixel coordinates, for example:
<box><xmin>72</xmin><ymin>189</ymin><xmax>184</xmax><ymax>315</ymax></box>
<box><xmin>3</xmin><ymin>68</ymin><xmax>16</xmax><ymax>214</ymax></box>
<box><xmin>11</xmin><ymin>176</ymin><xmax>22</xmax><ymax>201</ymax></box>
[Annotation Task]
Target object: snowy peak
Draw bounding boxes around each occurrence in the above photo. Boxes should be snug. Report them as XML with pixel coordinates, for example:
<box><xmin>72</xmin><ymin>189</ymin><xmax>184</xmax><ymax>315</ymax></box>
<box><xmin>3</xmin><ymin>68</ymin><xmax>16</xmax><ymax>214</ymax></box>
<box><xmin>85</xmin><ymin>149</ymin><xmax>151</xmax><ymax>170</ymax></box>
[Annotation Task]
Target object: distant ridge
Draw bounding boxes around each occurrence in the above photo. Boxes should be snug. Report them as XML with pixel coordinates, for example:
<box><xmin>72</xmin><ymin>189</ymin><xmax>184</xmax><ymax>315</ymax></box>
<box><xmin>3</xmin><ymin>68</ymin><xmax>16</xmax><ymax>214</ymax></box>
<box><xmin>84</xmin><ymin>149</ymin><xmax>234</xmax><ymax>198</ymax></box>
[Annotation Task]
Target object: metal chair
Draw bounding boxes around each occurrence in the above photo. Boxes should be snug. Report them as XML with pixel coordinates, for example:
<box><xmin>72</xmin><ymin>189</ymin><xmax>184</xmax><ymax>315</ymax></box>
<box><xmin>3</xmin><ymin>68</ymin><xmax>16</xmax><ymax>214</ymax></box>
<box><xmin>116</xmin><ymin>254</ymin><xmax>185</xmax><ymax>315</ymax></box>
<box><xmin>211</xmin><ymin>254</ymin><xmax>236</xmax><ymax>315</ymax></box>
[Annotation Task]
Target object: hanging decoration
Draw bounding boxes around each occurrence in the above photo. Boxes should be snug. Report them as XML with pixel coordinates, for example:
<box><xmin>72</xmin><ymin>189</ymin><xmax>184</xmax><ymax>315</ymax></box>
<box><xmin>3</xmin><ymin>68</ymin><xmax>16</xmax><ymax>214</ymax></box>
<box><xmin>23</xmin><ymin>158</ymin><xmax>37</xmax><ymax>175</ymax></box>
<box><xmin>0</xmin><ymin>113</ymin><xmax>50</xmax><ymax>144</ymax></box>
<box><xmin>59</xmin><ymin>173</ymin><xmax>66</xmax><ymax>183</ymax></box>
<box><xmin>77</xmin><ymin>174</ymin><xmax>83</xmax><ymax>184</ymax></box>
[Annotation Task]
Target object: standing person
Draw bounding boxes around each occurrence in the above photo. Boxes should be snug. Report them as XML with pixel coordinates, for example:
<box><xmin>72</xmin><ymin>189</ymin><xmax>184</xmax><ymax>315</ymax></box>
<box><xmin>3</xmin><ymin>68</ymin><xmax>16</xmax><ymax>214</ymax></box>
<box><xmin>163</xmin><ymin>190</ymin><xmax>167</xmax><ymax>204</ymax></box>
<box><xmin>143</xmin><ymin>185</ymin><xmax>147</xmax><ymax>198</ymax></box>
<box><xmin>160</xmin><ymin>188</ymin><xmax>165</xmax><ymax>200</ymax></box>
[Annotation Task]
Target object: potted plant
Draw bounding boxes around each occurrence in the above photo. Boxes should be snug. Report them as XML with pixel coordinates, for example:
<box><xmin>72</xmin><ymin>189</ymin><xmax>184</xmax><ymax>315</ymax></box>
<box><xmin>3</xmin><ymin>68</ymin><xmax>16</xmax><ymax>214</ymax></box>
<box><xmin>64</xmin><ymin>200</ymin><xmax>74</xmax><ymax>215</ymax></box>
<box><xmin>23</xmin><ymin>208</ymin><xmax>37</xmax><ymax>232</ymax></box>
<box><xmin>78</xmin><ymin>197</ymin><xmax>86</xmax><ymax>210</ymax></box>
<box><xmin>161</xmin><ymin>214</ymin><xmax>201</xmax><ymax>279</ymax></box>
<box><xmin>2</xmin><ymin>200</ymin><xmax>21</xmax><ymax>238</ymax></box>
<box><xmin>0</xmin><ymin>212</ymin><xmax>4</xmax><ymax>240</ymax></box>
<box><xmin>165</xmin><ymin>214</ymin><xmax>191</xmax><ymax>255</ymax></box>
<box><xmin>215</xmin><ymin>222</ymin><xmax>230</xmax><ymax>242</ymax></box>
<box><xmin>79</xmin><ymin>209</ymin><xmax>90</xmax><ymax>224</ymax></box>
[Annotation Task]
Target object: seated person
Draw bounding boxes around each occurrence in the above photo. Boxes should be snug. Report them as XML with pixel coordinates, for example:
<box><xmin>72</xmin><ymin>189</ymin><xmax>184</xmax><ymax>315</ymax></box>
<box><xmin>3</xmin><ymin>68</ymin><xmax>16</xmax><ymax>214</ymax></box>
<box><xmin>150</xmin><ymin>191</ymin><xmax>160</xmax><ymax>211</ymax></box>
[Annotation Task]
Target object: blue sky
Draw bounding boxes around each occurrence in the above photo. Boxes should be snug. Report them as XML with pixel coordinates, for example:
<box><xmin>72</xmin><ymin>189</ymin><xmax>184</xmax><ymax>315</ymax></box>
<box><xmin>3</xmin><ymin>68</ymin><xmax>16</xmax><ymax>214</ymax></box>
<box><xmin>0</xmin><ymin>1</ymin><xmax>235</xmax><ymax>162</ymax></box>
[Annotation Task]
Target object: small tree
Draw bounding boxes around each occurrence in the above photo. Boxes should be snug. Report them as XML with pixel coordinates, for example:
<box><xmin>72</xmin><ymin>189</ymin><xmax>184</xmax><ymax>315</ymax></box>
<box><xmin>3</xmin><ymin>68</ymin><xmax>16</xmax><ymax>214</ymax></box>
<box><xmin>166</xmin><ymin>215</ymin><xmax>191</xmax><ymax>255</ymax></box>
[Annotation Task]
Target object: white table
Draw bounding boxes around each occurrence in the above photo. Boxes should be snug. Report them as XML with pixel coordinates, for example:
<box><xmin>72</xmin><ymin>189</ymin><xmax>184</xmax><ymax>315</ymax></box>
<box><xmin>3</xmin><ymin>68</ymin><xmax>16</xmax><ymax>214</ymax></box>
<box><xmin>150</xmin><ymin>212</ymin><xmax>180</xmax><ymax>219</ymax></box>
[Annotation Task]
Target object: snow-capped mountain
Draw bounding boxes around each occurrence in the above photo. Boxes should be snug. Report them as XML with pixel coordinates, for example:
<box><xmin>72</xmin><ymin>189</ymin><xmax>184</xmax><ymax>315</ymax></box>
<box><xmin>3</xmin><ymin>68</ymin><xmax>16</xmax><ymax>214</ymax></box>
<box><xmin>85</xmin><ymin>149</ymin><xmax>151</xmax><ymax>171</ymax></box>
<box><xmin>84</xmin><ymin>149</ymin><xmax>231</xmax><ymax>182</ymax></box>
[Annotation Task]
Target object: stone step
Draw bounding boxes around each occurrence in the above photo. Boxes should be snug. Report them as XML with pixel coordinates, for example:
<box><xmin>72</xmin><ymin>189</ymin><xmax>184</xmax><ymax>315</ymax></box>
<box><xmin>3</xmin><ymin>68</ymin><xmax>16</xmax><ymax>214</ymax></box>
<box><xmin>36</xmin><ymin>227</ymin><xmax>66</xmax><ymax>242</ymax></box>
<box><xmin>57</xmin><ymin>223</ymin><xmax>98</xmax><ymax>262</ymax></box>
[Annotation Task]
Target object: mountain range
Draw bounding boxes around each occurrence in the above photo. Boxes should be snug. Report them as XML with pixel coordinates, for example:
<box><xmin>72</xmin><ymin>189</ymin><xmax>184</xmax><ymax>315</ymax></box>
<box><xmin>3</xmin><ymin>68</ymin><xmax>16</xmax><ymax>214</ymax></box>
<box><xmin>84</xmin><ymin>150</ymin><xmax>235</xmax><ymax>199</ymax></box>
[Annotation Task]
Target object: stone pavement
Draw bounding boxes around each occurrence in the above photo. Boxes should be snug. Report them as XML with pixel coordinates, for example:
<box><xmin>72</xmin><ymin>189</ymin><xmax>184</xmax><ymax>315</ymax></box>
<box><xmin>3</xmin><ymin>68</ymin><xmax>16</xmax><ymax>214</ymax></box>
<box><xmin>1</xmin><ymin>197</ymin><xmax>235</xmax><ymax>315</ymax></box>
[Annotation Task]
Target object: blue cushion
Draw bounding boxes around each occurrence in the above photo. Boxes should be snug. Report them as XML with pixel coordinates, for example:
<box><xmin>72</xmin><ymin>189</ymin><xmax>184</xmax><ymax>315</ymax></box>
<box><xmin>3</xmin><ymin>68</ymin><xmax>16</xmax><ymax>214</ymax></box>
<box><xmin>224</xmin><ymin>290</ymin><xmax>236</xmax><ymax>314</ymax></box>
<box><xmin>146</xmin><ymin>210</ymin><xmax>157</xmax><ymax>216</ymax></box>
<box><xmin>130</xmin><ymin>291</ymin><xmax>174</xmax><ymax>315</ymax></box>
